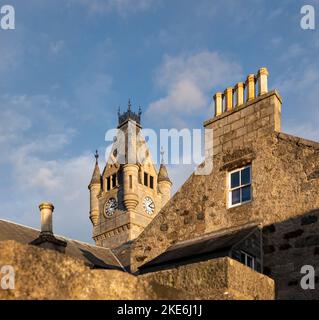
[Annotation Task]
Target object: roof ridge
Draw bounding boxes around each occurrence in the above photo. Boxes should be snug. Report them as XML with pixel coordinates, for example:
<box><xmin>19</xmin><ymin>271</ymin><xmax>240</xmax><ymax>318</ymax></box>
<box><xmin>277</xmin><ymin>132</ymin><xmax>319</xmax><ymax>149</ymax></box>
<box><xmin>0</xmin><ymin>219</ymin><xmax>40</xmax><ymax>232</ymax></box>
<box><xmin>0</xmin><ymin>218</ymin><xmax>112</xmax><ymax>251</ymax></box>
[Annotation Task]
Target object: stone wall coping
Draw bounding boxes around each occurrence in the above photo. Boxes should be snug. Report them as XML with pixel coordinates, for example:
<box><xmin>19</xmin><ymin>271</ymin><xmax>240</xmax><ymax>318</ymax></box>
<box><xmin>276</xmin><ymin>132</ymin><xmax>319</xmax><ymax>150</ymax></box>
<box><xmin>141</xmin><ymin>256</ymin><xmax>275</xmax><ymax>300</ymax></box>
<box><xmin>204</xmin><ymin>90</ymin><xmax>282</xmax><ymax>127</ymax></box>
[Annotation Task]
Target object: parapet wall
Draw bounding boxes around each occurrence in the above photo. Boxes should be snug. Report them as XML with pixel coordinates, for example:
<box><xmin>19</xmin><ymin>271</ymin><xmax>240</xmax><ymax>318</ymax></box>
<box><xmin>0</xmin><ymin>241</ymin><xmax>274</xmax><ymax>300</ymax></box>
<box><xmin>142</xmin><ymin>257</ymin><xmax>275</xmax><ymax>300</ymax></box>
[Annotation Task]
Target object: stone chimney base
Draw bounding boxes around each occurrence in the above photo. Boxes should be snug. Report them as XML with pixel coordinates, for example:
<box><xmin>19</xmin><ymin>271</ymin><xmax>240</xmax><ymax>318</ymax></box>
<box><xmin>30</xmin><ymin>233</ymin><xmax>67</xmax><ymax>254</ymax></box>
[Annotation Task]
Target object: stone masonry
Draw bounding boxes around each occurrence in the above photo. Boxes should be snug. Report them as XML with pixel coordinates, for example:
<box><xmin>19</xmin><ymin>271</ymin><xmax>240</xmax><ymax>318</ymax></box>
<box><xmin>131</xmin><ymin>68</ymin><xmax>319</xmax><ymax>299</ymax></box>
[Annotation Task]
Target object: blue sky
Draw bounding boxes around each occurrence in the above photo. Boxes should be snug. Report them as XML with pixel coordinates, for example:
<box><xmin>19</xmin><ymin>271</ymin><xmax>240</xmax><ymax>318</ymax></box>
<box><xmin>1</xmin><ymin>0</ymin><xmax>319</xmax><ymax>242</ymax></box>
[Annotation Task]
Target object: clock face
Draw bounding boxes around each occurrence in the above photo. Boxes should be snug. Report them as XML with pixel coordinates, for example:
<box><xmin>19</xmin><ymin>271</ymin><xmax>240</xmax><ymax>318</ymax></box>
<box><xmin>104</xmin><ymin>198</ymin><xmax>117</xmax><ymax>217</ymax></box>
<box><xmin>143</xmin><ymin>196</ymin><xmax>155</xmax><ymax>215</ymax></box>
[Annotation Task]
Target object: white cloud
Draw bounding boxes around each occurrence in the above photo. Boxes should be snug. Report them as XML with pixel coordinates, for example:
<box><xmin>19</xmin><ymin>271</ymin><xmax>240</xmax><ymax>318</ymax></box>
<box><xmin>0</xmin><ymin>93</ymin><xmax>95</xmax><ymax>242</ymax></box>
<box><xmin>146</xmin><ymin>51</ymin><xmax>243</xmax><ymax>127</ymax></box>
<box><xmin>149</xmin><ymin>79</ymin><xmax>206</xmax><ymax>114</ymax></box>
<box><xmin>3</xmin><ymin>152</ymin><xmax>94</xmax><ymax>242</ymax></box>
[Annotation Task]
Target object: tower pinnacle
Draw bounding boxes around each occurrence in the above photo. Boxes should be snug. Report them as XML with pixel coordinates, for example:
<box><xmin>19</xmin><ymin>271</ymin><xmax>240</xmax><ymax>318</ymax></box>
<box><xmin>89</xmin><ymin>150</ymin><xmax>101</xmax><ymax>186</ymax></box>
<box><xmin>95</xmin><ymin>150</ymin><xmax>99</xmax><ymax>164</ymax></box>
<box><xmin>160</xmin><ymin>146</ymin><xmax>165</xmax><ymax>164</ymax></box>
<box><xmin>118</xmin><ymin>100</ymin><xmax>142</xmax><ymax>126</ymax></box>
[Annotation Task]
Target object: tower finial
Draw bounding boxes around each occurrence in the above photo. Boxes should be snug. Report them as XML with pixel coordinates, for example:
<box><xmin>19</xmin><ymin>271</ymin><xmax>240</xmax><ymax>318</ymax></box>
<box><xmin>128</xmin><ymin>99</ymin><xmax>131</xmax><ymax>111</ymax></box>
<box><xmin>94</xmin><ymin>150</ymin><xmax>99</xmax><ymax>164</ymax></box>
<box><xmin>118</xmin><ymin>106</ymin><xmax>120</xmax><ymax>117</ymax></box>
<box><xmin>138</xmin><ymin>106</ymin><xmax>142</xmax><ymax>116</ymax></box>
<box><xmin>160</xmin><ymin>146</ymin><xmax>165</xmax><ymax>164</ymax></box>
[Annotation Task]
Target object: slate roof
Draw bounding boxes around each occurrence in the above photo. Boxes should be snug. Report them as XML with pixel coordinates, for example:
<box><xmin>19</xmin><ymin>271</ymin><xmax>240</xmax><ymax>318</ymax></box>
<box><xmin>0</xmin><ymin>219</ymin><xmax>124</xmax><ymax>271</ymax></box>
<box><xmin>139</xmin><ymin>224</ymin><xmax>260</xmax><ymax>271</ymax></box>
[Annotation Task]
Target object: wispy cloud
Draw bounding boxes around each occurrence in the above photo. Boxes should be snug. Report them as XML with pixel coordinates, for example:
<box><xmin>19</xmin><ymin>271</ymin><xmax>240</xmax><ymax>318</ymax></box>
<box><xmin>146</xmin><ymin>51</ymin><xmax>243</xmax><ymax>127</ymax></box>
<box><xmin>0</xmin><ymin>93</ymin><xmax>94</xmax><ymax>242</ymax></box>
<box><xmin>70</xmin><ymin>0</ymin><xmax>158</xmax><ymax>16</ymax></box>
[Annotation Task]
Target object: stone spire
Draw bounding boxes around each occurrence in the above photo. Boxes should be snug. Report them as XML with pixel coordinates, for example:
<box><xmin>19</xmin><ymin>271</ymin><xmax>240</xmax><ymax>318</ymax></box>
<box><xmin>89</xmin><ymin>150</ymin><xmax>101</xmax><ymax>186</ymax></box>
<box><xmin>158</xmin><ymin>147</ymin><xmax>171</xmax><ymax>184</ymax></box>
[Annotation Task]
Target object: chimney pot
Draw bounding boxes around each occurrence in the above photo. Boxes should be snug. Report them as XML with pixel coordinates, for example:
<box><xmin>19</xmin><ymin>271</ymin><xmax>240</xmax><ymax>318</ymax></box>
<box><xmin>234</xmin><ymin>82</ymin><xmax>245</xmax><ymax>107</ymax></box>
<box><xmin>214</xmin><ymin>92</ymin><xmax>223</xmax><ymax>117</ymax></box>
<box><xmin>224</xmin><ymin>87</ymin><xmax>233</xmax><ymax>112</ymax></box>
<box><xmin>39</xmin><ymin>202</ymin><xmax>54</xmax><ymax>235</ymax></box>
<box><xmin>246</xmin><ymin>74</ymin><xmax>256</xmax><ymax>101</ymax></box>
<box><xmin>257</xmin><ymin>67</ymin><xmax>269</xmax><ymax>96</ymax></box>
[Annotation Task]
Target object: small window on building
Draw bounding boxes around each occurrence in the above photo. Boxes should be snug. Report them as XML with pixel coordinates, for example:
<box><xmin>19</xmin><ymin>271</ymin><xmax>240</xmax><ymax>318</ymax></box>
<box><xmin>229</xmin><ymin>165</ymin><xmax>252</xmax><ymax>207</ymax></box>
<box><xmin>112</xmin><ymin>174</ymin><xmax>117</xmax><ymax>188</ymax></box>
<box><xmin>106</xmin><ymin>176</ymin><xmax>111</xmax><ymax>191</ymax></box>
<box><xmin>150</xmin><ymin>176</ymin><xmax>154</xmax><ymax>189</ymax></box>
<box><xmin>129</xmin><ymin>175</ymin><xmax>132</xmax><ymax>189</ymax></box>
<box><xmin>240</xmin><ymin>251</ymin><xmax>255</xmax><ymax>270</ymax></box>
<box><xmin>144</xmin><ymin>172</ymin><xmax>149</xmax><ymax>187</ymax></box>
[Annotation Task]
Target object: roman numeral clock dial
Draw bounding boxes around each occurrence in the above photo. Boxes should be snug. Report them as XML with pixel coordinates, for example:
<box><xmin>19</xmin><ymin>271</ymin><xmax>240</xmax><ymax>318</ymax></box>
<box><xmin>104</xmin><ymin>198</ymin><xmax>117</xmax><ymax>217</ymax></box>
<box><xmin>143</xmin><ymin>196</ymin><xmax>155</xmax><ymax>215</ymax></box>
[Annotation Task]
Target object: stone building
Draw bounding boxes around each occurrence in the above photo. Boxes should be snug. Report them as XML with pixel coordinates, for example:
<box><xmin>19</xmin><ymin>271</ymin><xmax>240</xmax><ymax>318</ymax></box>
<box><xmin>1</xmin><ymin>66</ymin><xmax>318</xmax><ymax>300</ymax></box>
<box><xmin>130</xmin><ymin>67</ymin><xmax>319</xmax><ymax>299</ymax></box>
<box><xmin>85</xmin><ymin>66</ymin><xmax>319</xmax><ymax>299</ymax></box>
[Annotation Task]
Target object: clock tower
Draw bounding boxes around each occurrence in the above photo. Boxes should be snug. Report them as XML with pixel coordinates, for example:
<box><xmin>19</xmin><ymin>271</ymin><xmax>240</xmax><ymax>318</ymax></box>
<box><xmin>88</xmin><ymin>101</ymin><xmax>172</xmax><ymax>250</ymax></box>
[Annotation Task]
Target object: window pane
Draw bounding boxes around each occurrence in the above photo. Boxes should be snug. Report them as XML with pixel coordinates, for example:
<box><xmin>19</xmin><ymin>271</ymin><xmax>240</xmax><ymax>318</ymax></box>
<box><xmin>231</xmin><ymin>171</ymin><xmax>240</xmax><ymax>189</ymax></box>
<box><xmin>242</xmin><ymin>185</ymin><xmax>251</xmax><ymax>202</ymax></box>
<box><xmin>240</xmin><ymin>252</ymin><xmax>246</xmax><ymax>264</ymax></box>
<box><xmin>150</xmin><ymin>176</ymin><xmax>154</xmax><ymax>189</ymax></box>
<box><xmin>144</xmin><ymin>172</ymin><xmax>148</xmax><ymax>186</ymax></box>
<box><xmin>241</xmin><ymin>167</ymin><xmax>251</xmax><ymax>185</ymax></box>
<box><xmin>231</xmin><ymin>189</ymin><xmax>240</xmax><ymax>205</ymax></box>
<box><xmin>247</xmin><ymin>255</ymin><xmax>254</xmax><ymax>268</ymax></box>
<box><xmin>112</xmin><ymin>174</ymin><xmax>117</xmax><ymax>188</ymax></box>
<box><xmin>107</xmin><ymin>177</ymin><xmax>111</xmax><ymax>191</ymax></box>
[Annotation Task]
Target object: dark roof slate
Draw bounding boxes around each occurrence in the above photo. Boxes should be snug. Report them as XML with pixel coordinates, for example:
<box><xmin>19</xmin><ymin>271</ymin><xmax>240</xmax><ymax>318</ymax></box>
<box><xmin>139</xmin><ymin>224</ymin><xmax>259</xmax><ymax>270</ymax></box>
<box><xmin>0</xmin><ymin>219</ymin><xmax>124</xmax><ymax>270</ymax></box>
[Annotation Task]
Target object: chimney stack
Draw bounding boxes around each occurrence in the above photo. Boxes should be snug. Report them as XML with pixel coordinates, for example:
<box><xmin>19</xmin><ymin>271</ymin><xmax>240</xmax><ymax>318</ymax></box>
<box><xmin>205</xmin><ymin>66</ymin><xmax>282</xmax><ymax>156</ymax></box>
<box><xmin>39</xmin><ymin>202</ymin><xmax>54</xmax><ymax>235</ymax></box>
<box><xmin>212</xmin><ymin>68</ymin><xmax>270</xmax><ymax>119</ymax></box>
<box><xmin>30</xmin><ymin>202</ymin><xmax>67</xmax><ymax>253</ymax></box>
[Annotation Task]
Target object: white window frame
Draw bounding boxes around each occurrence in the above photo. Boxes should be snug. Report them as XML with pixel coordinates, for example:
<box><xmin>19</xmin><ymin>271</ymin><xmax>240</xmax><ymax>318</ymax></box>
<box><xmin>228</xmin><ymin>165</ymin><xmax>252</xmax><ymax>208</ymax></box>
<box><xmin>240</xmin><ymin>251</ymin><xmax>255</xmax><ymax>270</ymax></box>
